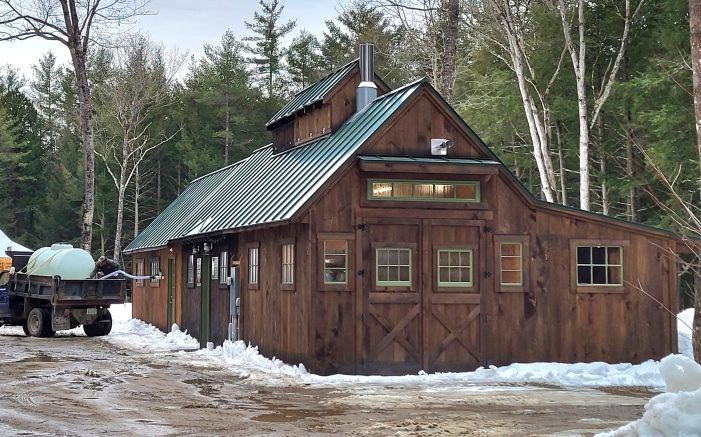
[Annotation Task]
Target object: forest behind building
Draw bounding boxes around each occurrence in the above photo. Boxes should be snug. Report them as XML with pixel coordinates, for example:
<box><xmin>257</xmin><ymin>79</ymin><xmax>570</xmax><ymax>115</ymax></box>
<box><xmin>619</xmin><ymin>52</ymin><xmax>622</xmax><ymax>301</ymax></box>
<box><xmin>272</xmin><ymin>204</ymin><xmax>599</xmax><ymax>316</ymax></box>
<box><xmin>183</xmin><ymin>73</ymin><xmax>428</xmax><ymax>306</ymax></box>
<box><xmin>0</xmin><ymin>0</ymin><xmax>698</xmax><ymax>305</ymax></box>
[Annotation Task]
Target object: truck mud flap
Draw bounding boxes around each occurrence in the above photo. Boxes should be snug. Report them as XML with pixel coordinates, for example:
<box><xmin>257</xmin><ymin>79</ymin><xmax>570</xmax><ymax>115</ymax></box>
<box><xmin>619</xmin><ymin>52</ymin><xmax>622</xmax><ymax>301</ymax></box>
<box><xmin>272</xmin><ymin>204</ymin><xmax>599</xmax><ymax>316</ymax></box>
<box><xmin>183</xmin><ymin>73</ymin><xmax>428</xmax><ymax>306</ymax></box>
<box><xmin>52</xmin><ymin>307</ymin><xmax>70</xmax><ymax>331</ymax></box>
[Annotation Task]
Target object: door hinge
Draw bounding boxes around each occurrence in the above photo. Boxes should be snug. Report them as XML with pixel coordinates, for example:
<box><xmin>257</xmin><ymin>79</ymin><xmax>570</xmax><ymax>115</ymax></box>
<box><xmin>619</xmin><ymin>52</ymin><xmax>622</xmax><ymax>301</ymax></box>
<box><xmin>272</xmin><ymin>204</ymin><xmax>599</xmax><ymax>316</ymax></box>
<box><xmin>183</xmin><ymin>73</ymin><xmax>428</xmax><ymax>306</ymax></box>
<box><xmin>484</xmin><ymin>226</ymin><xmax>493</xmax><ymax>233</ymax></box>
<box><xmin>356</xmin><ymin>224</ymin><xmax>365</xmax><ymax>230</ymax></box>
<box><xmin>359</xmin><ymin>359</ymin><xmax>365</xmax><ymax>367</ymax></box>
<box><xmin>357</xmin><ymin>313</ymin><xmax>364</xmax><ymax>321</ymax></box>
<box><xmin>483</xmin><ymin>271</ymin><xmax>492</xmax><ymax>278</ymax></box>
<box><xmin>357</xmin><ymin>270</ymin><xmax>365</xmax><ymax>277</ymax></box>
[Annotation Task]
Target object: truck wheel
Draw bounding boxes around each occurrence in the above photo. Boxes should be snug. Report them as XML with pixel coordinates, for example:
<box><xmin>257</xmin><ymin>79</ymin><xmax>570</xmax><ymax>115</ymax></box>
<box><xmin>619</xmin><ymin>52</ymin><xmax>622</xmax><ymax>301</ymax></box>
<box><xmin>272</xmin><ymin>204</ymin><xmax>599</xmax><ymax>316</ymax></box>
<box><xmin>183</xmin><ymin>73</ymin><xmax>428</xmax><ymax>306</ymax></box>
<box><xmin>27</xmin><ymin>308</ymin><xmax>52</xmax><ymax>337</ymax></box>
<box><xmin>84</xmin><ymin>311</ymin><xmax>112</xmax><ymax>337</ymax></box>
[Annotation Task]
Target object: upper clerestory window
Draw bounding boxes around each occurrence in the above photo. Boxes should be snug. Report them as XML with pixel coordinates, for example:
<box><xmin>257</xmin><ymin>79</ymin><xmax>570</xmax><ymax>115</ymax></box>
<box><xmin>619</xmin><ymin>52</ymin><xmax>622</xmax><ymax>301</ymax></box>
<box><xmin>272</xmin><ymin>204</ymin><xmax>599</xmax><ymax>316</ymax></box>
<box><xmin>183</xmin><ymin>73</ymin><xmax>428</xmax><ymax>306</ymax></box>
<box><xmin>368</xmin><ymin>179</ymin><xmax>480</xmax><ymax>202</ymax></box>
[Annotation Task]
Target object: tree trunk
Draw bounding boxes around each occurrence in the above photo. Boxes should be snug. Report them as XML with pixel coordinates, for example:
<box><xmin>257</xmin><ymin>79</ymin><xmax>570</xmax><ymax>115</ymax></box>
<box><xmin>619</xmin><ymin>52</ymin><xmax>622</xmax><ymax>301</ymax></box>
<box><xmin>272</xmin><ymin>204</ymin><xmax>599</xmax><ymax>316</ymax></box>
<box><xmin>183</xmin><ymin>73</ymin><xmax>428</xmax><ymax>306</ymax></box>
<box><xmin>75</xmin><ymin>59</ymin><xmax>95</xmax><ymax>251</ymax></box>
<box><xmin>134</xmin><ymin>164</ymin><xmax>140</xmax><ymax>238</ymax></box>
<box><xmin>625</xmin><ymin>120</ymin><xmax>637</xmax><ymax>221</ymax></box>
<box><xmin>225</xmin><ymin>98</ymin><xmax>230</xmax><ymax>165</ymax></box>
<box><xmin>690</xmin><ymin>0</ymin><xmax>701</xmax><ymax>362</ymax></box>
<box><xmin>113</xmin><ymin>137</ymin><xmax>128</xmax><ymax>261</ymax></box>
<box><xmin>440</xmin><ymin>0</ymin><xmax>460</xmax><ymax>103</ymax></box>
<box><xmin>555</xmin><ymin>121</ymin><xmax>568</xmax><ymax>206</ymax></box>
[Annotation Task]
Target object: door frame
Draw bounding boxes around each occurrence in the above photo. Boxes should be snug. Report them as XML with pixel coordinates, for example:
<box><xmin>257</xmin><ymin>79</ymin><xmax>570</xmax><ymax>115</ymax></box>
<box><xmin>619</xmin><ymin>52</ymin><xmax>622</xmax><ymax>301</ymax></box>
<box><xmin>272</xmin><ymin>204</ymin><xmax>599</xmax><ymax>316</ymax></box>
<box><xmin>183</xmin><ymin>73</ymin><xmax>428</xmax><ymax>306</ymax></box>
<box><xmin>167</xmin><ymin>257</ymin><xmax>175</xmax><ymax>328</ymax></box>
<box><xmin>200</xmin><ymin>254</ymin><xmax>211</xmax><ymax>347</ymax></box>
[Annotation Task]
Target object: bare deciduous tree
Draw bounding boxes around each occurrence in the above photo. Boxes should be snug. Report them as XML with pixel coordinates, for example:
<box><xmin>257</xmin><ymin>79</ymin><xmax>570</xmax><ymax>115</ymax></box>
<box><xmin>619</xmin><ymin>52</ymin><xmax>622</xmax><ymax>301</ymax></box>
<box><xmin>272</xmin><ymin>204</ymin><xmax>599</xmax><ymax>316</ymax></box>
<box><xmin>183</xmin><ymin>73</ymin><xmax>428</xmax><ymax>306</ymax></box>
<box><xmin>0</xmin><ymin>0</ymin><xmax>149</xmax><ymax>251</ymax></box>
<box><xmin>95</xmin><ymin>34</ymin><xmax>183</xmax><ymax>262</ymax></box>
<box><xmin>554</xmin><ymin>0</ymin><xmax>644</xmax><ymax>211</ymax></box>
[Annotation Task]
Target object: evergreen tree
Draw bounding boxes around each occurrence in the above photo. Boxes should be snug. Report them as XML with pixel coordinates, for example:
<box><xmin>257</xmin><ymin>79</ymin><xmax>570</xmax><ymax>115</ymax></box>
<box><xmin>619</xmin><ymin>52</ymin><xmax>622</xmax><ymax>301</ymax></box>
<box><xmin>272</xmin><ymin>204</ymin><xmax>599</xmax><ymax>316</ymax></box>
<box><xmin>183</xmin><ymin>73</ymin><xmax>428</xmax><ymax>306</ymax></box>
<box><xmin>245</xmin><ymin>0</ymin><xmax>297</xmax><ymax>99</ymax></box>
<box><xmin>30</xmin><ymin>52</ymin><xmax>62</xmax><ymax>151</ymax></box>
<box><xmin>287</xmin><ymin>30</ymin><xmax>323</xmax><ymax>90</ymax></box>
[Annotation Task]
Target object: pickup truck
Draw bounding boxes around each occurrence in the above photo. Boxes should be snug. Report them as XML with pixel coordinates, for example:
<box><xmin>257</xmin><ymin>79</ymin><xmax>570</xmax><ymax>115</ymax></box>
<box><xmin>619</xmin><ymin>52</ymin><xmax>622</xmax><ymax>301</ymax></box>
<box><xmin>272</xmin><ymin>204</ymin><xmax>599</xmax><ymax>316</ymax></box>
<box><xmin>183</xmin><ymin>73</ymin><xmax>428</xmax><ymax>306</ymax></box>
<box><xmin>0</xmin><ymin>269</ymin><xmax>126</xmax><ymax>337</ymax></box>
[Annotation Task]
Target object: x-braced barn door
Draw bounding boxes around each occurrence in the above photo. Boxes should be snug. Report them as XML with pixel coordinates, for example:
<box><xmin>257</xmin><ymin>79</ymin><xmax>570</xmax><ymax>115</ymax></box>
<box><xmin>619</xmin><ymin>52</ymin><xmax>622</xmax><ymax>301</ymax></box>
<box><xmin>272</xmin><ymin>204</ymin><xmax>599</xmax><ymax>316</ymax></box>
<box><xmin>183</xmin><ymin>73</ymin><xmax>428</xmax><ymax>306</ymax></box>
<box><xmin>360</xmin><ymin>219</ymin><xmax>422</xmax><ymax>375</ymax></box>
<box><xmin>423</xmin><ymin>221</ymin><xmax>484</xmax><ymax>372</ymax></box>
<box><xmin>358</xmin><ymin>218</ymin><xmax>486</xmax><ymax>374</ymax></box>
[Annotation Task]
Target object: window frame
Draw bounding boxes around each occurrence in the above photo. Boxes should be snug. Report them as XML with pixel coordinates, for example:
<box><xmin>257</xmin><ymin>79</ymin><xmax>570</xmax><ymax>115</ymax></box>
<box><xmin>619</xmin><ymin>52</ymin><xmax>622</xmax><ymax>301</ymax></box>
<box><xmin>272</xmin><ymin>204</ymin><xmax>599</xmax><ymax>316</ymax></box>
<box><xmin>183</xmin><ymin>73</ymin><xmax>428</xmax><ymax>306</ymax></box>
<box><xmin>150</xmin><ymin>256</ymin><xmax>161</xmax><ymax>287</ymax></box>
<box><xmin>494</xmin><ymin>235</ymin><xmax>529</xmax><ymax>293</ymax></box>
<box><xmin>135</xmin><ymin>258</ymin><xmax>145</xmax><ymax>287</ymax></box>
<box><xmin>280</xmin><ymin>238</ymin><xmax>295</xmax><ymax>290</ymax></box>
<box><xmin>368</xmin><ymin>178</ymin><xmax>480</xmax><ymax>203</ymax></box>
<box><xmin>187</xmin><ymin>254</ymin><xmax>195</xmax><ymax>288</ymax></box>
<box><xmin>374</xmin><ymin>245</ymin><xmax>415</xmax><ymax>289</ymax></box>
<box><xmin>435</xmin><ymin>248</ymin><xmax>474</xmax><ymax>290</ymax></box>
<box><xmin>218</xmin><ymin>250</ymin><xmax>229</xmax><ymax>287</ymax></box>
<box><xmin>247</xmin><ymin>243</ymin><xmax>259</xmax><ymax>290</ymax></box>
<box><xmin>211</xmin><ymin>256</ymin><xmax>219</xmax><ymax>281</ymax></box>
<box><xmin>569</xmin><ymin>239</ymin><xmax>628</xmax><ymax>294</ymax></box>
<box><xmin>196</xmin><ymin>257</ymin><xmax>202</xmax><ymax>287</ymax></box>
<box><xmin>317</xmin><ymin>233</ymin><xmax>355</xmax><ymax>292</ymax></box>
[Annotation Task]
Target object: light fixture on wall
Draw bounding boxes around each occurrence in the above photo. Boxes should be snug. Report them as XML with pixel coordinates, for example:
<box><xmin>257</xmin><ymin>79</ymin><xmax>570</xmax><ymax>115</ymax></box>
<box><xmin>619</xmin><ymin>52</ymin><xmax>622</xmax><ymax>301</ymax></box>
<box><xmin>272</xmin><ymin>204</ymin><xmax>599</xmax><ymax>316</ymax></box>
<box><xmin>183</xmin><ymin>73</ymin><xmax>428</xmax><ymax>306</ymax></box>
<box><xmin>192</xmin><ymin>245</ymin><xmax>199</xmax><ymax>254</ymax></box>
<box><xmin>203</xmin><ymin>242</ymin><xmax>211</xmax><ymax>254</ymax></box>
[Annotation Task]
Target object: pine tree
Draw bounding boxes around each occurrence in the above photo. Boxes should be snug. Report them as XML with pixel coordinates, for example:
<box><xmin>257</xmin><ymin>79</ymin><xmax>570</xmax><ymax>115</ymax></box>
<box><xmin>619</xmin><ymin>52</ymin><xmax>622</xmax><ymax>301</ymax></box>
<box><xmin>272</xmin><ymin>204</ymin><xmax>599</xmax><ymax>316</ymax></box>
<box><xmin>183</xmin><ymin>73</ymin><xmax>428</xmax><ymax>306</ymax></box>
<box><xmin>244</xmin><ymin>0</ymin><xmax>297</xmax><ymax>99</ymax></box>
<box><xmin>287</xmin><ymin>30</ymin><xmax>323</xmax><ymax>90</ymax></box>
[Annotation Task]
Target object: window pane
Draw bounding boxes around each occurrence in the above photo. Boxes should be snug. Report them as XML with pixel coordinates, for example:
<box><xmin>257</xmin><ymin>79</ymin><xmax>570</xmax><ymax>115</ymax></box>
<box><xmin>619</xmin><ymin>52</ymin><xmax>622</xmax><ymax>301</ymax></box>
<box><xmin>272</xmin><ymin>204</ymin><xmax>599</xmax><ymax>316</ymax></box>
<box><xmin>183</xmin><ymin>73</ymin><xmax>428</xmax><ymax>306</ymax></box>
<box><xmin>592</xmin><ymin>266</ymin><xmax>607</xmax><ymax>284</ymax></box>
<box><xmin>502</xmin><ymin>271</ymin><xmax>520</xmax><ymax>284</ymax></box>
<box><xmin>608</xmin><ymin>266</ymin><xmax>622</xmax><ymax>284</ymax></box>
<box><xmin>388</xmin><ymin>249</ymin><xmax>399</xmax><ymax>265</ymax></box>
<box><xmin>324</xmin><ymin>240</ymin><xmax>345</xmax><ymax>254</ymax></box>
<box><xmin>459</xmin><ymin>267</ymin><xmax>471</xmax><ymax>284</ymax></box>
<box><xmin>455</xmin><ymin>184</ymin><xmax>477</xmax><ymax>200</ymax></box>
<box><xmin>378</xmin><ymin>266</ymin><xmax>389</xmax><ymax>282</ymax></box>
<box><xmin>378</xmin><ymin>249</ymin><xmax>389</xmax><ymax>265</ymax></box>
<box><xmin>325</xmin><ymin>254</ymin><xmax>345</xmax><ymax>269</ymax></box>
<box><xmin>211</xmin><ymin>257</ymin><xmax>219</xmax><ymax>280</ymax></box>
<box><xmin>577</xmin><ymin>247</ymin><xmax>590</xmax><ymax>264</ymax></box>
<box><xmin>435</xmin><ymin>184</ymin><xmax>455</xmax><ymax>198</ymax></box>
<box><xmin>439</xmin><ymin>267</ymin><xmax>450</xmax><ymax>283</ymax></box>
<box><xmin>399</xmin><ymin>249</ymin><xmax>410</xmax><ymax>265</ymax></box>
<box><xmin>393</xmin><ymin>182</ymin><xmax>412</xmax><ymax>197</ymax></box>
<box><xmin>608</xmin><ymin>247</ymin><xmax>621</xmax><ymax>265</ymax></box>
<box><xmin>592</xmin><ymin>247</ymin><xmax>606</xmax><ymax>264</ymax></box>
<box><xmin>414</xmin><ymin>184</ymin><xmax>433</xmax><ymax>197</ymax></box>
<box><xmin>449</xmin><ymin>251</ymin><xmax>461</xmax><ymax>266</ymax></box>
<box><xmin>373</xmin><ymin>182</ymin><xmax>392</xmax><ymax>197</ymax></box>
<box><xmin>399</xmin><ymin>266</ymin><xmax>410</xmax><ymax>282</ymax></box>
<box><xmin>502</xmin><ymin>257</ymin><xmax>521</xmax><ymax>271</ymax></box>
<box><xmin>578</xmin><ymin>266</ymin><xmax>591</xmax><ymax>284</ymax></box>
<box><xmin>501</xmin><ymin>243</ymin><xmax>520</xmax><ymax>257</ymax></box>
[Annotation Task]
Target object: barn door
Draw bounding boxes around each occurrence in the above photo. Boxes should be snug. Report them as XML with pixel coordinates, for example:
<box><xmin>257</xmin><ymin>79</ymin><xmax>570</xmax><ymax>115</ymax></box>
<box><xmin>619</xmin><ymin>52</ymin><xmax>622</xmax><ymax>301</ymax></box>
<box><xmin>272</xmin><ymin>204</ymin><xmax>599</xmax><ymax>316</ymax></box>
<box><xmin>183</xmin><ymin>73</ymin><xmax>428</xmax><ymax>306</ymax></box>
<box><xmin>423</xmin><ymin>222</ymin><xmax>483</xmax><ymax>372</ymax></box>
<box><xmin>360</xmin><ymin>219</ymin><xmax>421</xmax><ymax>375</ymax></box>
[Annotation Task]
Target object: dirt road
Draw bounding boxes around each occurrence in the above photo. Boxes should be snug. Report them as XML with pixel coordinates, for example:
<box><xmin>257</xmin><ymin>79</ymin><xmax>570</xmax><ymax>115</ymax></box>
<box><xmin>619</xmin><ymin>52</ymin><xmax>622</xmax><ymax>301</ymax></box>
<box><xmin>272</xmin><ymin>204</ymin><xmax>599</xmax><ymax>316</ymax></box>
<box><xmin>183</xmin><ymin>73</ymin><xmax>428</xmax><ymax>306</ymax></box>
<box><xmin>0</xmin><ymin>331</ymin><xmax>650</xmax><ymax>436</ymax></box>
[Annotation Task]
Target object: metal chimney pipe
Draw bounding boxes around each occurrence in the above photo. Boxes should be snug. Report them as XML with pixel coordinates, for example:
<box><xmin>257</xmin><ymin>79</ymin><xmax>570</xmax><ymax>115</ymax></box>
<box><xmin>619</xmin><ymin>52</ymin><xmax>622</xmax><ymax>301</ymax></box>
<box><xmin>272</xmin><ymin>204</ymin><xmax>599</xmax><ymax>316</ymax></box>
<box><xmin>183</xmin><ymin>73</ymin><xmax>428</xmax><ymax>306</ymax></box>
<box><xmin>357</xmin><ymin>43</ymin><xmax>377</xmax><ymax>112</ymax></box>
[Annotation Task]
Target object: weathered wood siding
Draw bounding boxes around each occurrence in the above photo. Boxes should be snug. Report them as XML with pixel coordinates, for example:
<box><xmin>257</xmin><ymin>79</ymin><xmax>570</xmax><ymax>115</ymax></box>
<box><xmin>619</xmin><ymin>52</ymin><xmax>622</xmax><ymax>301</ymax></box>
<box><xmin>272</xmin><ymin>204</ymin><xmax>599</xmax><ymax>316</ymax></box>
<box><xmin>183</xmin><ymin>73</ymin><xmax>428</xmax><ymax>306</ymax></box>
<box><xmin>130</xmin><ymin>248</ymin><xmax>170</xmax><ymax>332</ymax></box>
<box><xmin>239</xmin><ymin>223</ymin><xmax>310</xmax><ymax>366</ymax></box>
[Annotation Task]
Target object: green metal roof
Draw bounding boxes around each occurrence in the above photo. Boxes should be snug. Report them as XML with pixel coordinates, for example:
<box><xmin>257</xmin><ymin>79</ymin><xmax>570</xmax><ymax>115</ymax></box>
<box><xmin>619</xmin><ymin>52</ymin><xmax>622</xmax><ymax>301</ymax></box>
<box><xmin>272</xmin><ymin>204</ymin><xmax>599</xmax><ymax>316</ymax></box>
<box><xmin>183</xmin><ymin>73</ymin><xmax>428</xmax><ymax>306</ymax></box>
<box><xmin>266</xmin><ymin>60</ymin><xmax>358</xmax><ymax>129</ymax></box>
<box><xmin>124</xmin><ymin>79</ymin><xmax>425</xmax><ymax>253</ymax></box>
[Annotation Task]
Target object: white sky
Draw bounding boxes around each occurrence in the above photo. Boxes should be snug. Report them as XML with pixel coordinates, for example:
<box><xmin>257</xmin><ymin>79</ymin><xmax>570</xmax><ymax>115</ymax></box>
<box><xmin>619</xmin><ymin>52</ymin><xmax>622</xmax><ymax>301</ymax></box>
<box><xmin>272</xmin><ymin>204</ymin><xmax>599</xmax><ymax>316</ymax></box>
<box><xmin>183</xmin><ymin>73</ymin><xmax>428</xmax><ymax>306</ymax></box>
<box><xmin>0</xmin><ymin>0</ymin><xmax>340</xmax><ymax>80</ymax></box>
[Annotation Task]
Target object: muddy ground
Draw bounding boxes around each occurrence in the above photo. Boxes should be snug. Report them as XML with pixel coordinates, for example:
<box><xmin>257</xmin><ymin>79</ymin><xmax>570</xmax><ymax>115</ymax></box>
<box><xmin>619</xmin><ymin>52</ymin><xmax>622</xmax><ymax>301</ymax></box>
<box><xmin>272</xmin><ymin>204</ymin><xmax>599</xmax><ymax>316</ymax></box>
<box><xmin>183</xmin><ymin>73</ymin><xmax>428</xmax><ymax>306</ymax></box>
<box><xmin>0</xmin><ymin>331</ymin><xmax>651</xmax><ymax>436</ymax></box>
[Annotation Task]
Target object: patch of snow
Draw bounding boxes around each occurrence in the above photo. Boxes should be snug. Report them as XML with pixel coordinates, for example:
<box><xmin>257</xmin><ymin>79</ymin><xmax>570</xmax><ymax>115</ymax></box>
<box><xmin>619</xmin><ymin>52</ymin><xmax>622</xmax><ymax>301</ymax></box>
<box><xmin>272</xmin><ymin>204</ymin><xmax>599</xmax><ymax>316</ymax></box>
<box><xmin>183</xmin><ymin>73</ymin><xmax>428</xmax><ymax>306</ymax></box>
<box><xmin>597</xmin><ymin>355</ymin><xmax>701</xmax><ymax>437</ymax></box>
<box><xmin>677</xmin><ymin>308</ymin><xmax>694</xmax><ymax>359</ymax></box>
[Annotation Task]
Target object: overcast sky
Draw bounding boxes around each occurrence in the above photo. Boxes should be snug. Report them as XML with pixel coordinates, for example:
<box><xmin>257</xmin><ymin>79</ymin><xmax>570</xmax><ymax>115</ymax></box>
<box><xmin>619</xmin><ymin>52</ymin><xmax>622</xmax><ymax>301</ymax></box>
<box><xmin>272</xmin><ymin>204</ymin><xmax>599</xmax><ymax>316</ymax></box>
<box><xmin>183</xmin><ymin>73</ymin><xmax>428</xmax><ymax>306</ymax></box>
<box><xmin>0</xmin><ymin>0</ymin><xmax>340</xmax><ymax>80</ymax></box>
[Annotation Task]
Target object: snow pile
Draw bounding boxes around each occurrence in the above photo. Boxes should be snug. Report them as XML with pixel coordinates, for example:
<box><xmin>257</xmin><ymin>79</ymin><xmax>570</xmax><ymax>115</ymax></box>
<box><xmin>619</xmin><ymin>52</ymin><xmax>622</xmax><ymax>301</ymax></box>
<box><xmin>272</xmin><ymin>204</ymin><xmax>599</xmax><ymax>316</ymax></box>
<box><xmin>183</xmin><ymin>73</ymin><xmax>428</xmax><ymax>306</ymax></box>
<box><xmin>200</xmin><ymin>340</ymin><xmax>308</xmax><ymax>381</ymax></box>
<box><xmin>677</xmin><ymin>308</ymin><xmax>694</xmax><ymax>359</ymax></box>
<box><xmin>597</xmin><ymin>355</ymin><xmax>701</xmax><ymax>437</ymax></box>
<box><xmin>107</xmin><ymin>303</ymin><xmax>199</xmax><ymax>352</ymax></box>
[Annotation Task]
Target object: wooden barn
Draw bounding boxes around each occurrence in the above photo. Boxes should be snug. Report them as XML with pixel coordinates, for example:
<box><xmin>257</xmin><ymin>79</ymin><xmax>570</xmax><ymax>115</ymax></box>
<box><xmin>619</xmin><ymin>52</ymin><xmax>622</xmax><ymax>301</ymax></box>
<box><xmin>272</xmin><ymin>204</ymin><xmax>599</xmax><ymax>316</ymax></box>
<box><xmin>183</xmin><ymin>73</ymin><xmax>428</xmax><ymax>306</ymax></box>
<box><xmin>124</xmin><ymin>45</ymin><xmax>680</xmax><ymax>375</ymax></box>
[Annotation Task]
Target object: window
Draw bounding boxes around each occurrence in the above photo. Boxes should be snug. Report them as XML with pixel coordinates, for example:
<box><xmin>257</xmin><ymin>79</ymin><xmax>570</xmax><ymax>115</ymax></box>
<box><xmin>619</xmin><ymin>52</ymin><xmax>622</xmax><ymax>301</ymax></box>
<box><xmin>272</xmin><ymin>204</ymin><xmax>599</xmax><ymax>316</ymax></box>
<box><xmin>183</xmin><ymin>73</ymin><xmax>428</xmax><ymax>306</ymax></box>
<box><xmin>150</xmin><ymin>257</ymin><xmax>160</xmax><ymax>286</ymax></box>
<box><xmin>437</xmin><ymin>249</ymin><xmax>472</xmax><ymax>287</ymax></box>
<box><xmin>281</xmin><ymin>243</ymin><xmax>294</xmax><ymax>285</ymax></box>
<box><xmin>376</xmin><ymin>248</ymin><xmax>411</xmax><ymax>286</ymax></box>
<box><xmin>219</xmin><ymin>251</ymin><xmax>228</xmax><ymax>285</ymax></box>
<box><xmin>248</xmin><ymin>247</ymin><xmax>259</xmax><ymax>286</ymax></box>
<box><xmin>369</xmin><ymin>179</ymin><xmax>479</xmax><ymax>202</ymax></box>
<box><xmin>576</xmin><ymin>246</ymin><xmax>623</xmax><ymax>286</ymax></box>
<box><xmin>187</xmin><ymin>254</ymin><xmax>194</xmax><ymax>286</ymax></box>
<box><xmin>196</xmin><ymin>257</ymin><xmax>202</xmax><ymax>286</ymax></box>
<box><xmin>135</xmin><ymin>259</ymin><xmax>144</xmax><ymax>286</ymax></box>
<box><xmin>499</xmin><ymin>243</ymin><xmax>523</xmax><ymax>286</ymax></box>
<box><xmin>324</xmin><ymin>240</ymin><xmax>347</xmax><ymax>284</ymax></box>
<box><xmin>211</xmin><ymin>256</ymin><xmax>219</xmax><ymax>281</ymax></box>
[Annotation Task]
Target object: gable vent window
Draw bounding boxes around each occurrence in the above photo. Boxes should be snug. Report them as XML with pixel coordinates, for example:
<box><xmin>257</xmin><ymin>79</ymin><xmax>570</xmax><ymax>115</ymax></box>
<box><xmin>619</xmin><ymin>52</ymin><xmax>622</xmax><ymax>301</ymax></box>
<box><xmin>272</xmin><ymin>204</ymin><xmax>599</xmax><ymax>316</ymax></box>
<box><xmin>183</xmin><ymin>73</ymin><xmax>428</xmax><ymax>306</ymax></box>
<box><xmin>369</xmin><ymin>179</ymin><xmax>479</xmax><ymax>202</ymax></box>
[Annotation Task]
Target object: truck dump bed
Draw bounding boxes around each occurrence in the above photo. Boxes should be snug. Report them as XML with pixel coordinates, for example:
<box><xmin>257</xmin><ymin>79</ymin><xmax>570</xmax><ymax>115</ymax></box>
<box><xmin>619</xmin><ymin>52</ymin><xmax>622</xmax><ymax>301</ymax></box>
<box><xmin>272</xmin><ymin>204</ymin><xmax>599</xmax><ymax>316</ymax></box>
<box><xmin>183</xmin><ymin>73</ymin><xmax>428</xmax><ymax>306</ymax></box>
<box><xmin>5</xmin><ymin>272</ymin><xmax>126</xmax><ymax>306</ymax></box>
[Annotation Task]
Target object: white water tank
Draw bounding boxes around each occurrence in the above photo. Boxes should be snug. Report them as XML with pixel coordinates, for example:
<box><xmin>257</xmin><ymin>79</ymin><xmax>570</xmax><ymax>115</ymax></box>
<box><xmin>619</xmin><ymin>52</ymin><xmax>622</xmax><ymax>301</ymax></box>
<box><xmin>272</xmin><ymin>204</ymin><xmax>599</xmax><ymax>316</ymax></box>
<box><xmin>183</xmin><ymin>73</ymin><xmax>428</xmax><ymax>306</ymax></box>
<box><xmin>25</xmin><ymin>244</ymin><xmax>95</xmax><ymax>280</ymax></box>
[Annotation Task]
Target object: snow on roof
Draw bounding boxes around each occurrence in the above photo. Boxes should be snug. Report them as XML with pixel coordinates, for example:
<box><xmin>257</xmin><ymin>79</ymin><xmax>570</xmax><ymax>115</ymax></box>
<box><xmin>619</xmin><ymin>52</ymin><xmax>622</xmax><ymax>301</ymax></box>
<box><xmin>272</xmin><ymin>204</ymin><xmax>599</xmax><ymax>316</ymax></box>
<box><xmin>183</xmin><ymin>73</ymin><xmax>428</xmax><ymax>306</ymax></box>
<box><xmin>0</xmin><ymin>229</ymin><xmax>31</xmax><ymax>257</ymax></box>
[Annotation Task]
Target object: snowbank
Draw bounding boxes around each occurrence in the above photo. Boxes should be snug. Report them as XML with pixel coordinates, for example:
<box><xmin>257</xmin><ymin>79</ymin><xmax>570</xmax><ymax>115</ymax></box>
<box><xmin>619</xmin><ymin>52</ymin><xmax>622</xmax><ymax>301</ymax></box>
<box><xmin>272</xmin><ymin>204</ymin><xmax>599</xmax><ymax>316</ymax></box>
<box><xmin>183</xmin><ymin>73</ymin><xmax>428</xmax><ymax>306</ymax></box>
<box><xmin>677</xmin><ymin>308</ymin><xmax>694</xmax><ymax>359</ymax></box>
<box><xmin>597</xmin><ymin>355</ymin><xmax>701</xmax><ymax>437</ymax></box>
<box><xmin>107</xmin><ymin>303</ymin><xmax>199</xmax><ymax>352</ymax></box>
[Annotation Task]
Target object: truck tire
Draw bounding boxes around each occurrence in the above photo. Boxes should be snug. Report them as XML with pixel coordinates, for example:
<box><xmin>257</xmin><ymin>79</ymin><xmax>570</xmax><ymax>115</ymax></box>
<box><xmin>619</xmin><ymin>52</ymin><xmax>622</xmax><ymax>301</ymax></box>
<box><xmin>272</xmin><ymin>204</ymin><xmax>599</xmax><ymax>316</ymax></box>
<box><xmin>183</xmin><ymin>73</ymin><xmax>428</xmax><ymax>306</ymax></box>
<box><xmin>22</xmin><ymin>321</ymin><xmax>29</xmax><ymax>336</ymax></box>
<box><xmin>27</xmin><ymin>308</ymin><xmax>54</xmax><ymax>337</ymax></box>
<box><xmin>84</xmin><ymin>310</ymin><xmax>112</xmax><ymax>337</ymax></box>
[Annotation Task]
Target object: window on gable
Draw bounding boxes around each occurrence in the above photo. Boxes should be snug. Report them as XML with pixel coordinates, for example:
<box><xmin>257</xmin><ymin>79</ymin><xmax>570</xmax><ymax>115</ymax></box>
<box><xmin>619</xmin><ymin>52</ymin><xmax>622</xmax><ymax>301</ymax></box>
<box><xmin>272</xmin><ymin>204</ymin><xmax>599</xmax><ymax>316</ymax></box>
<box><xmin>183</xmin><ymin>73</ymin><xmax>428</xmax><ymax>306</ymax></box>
<box><xmin>576</xmin><ymin>246</ymin><xmax>623</xmax><ymax>286</ymax></box>
<box><xmin>281</xmin><ymin>243</ymin><xmax>294</xmax><ymax>285</ymax></box>
<box><xmin>219</xmin><ymin>251</ymin><xmax>228</xmax><ymax>285</ymax></box>
<box><xmin>212</xmin><ymin>256</ymin><xmax>219</xmax><ymax>281</ymax></box>
<box><xmin>499</xmin><ymin>243</ymin><xmax>523</xmax><ymax>286</ymax></box>
<box><xmin>249</xmin><ymin>247</ymin><xmax>259</xmax><ymax>287</ymax></box>
<box><xmin>187</xmin><ymin>254</ymin><xmax>194</xmax><ymax>287</ymax></box>
<box><xmin>135</xmin><ymin>259</ymin><xmax>144</xmax><ymax>286</ymax></box>
<box><xmin>369</xmin><ymin>179</ymin><xmax>479</xmax><ymax>202</ymax></box>
<box><xmin>376</xmin><ymin>248</ymin><xmax>411</xmax><ymax>286</ymax></box>
<box><xmin>150</xmin><ymin>257</ymin><xmax>160</xmax><ymax>286</ymax></box>
<box><xmin>323</xmin><ymin>240</ymin><xmax>347</xmax><ymax>285</ymax></box>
